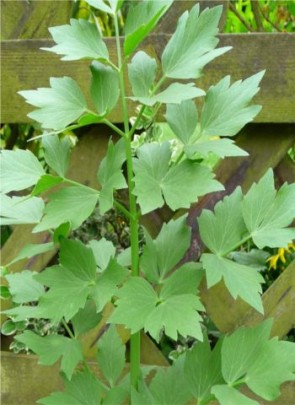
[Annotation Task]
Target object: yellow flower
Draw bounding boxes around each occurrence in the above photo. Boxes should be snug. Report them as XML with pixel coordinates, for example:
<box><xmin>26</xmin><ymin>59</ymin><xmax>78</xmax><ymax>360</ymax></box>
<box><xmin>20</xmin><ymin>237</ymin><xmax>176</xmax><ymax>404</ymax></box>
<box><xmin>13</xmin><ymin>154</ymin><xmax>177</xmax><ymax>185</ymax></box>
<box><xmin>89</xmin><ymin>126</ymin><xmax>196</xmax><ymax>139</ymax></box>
<box><xmin>267</xmin><ymin>243</ymin><xmax>295</xmax><ymax>270</ymax></box>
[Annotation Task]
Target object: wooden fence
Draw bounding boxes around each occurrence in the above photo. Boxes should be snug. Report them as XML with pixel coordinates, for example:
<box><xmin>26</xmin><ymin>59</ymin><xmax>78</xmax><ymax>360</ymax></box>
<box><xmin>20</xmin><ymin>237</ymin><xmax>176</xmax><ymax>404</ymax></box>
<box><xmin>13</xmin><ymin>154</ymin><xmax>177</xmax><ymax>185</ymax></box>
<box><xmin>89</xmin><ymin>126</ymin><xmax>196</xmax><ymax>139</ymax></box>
<box><xmin>1</xmin><ymin>1</ymin><xmax>295</xmax><ymax>404</ymax></box>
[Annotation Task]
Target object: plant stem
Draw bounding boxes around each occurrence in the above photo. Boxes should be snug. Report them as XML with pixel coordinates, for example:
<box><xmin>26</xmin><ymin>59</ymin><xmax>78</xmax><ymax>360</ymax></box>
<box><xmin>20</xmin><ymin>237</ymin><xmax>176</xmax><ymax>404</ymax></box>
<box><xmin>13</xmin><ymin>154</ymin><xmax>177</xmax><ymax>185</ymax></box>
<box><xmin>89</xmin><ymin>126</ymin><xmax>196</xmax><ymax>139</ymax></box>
<box><xmin>114</xmin><ymin>14</ymin><xmax>141</xmax><ymax>389</ymax></box>
<box><xmin>102</xmin><ymin>118</ymin><xmax>125</xmax><ymax>137</ymax></box>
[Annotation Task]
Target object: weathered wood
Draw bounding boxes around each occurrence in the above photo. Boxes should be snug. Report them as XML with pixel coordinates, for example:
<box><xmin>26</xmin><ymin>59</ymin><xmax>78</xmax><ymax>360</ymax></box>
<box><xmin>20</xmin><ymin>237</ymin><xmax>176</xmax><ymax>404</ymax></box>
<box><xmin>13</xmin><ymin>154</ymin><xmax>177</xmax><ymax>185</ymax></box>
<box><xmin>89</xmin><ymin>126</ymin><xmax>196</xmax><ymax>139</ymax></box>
<box><xmin>1</xmin><ymin>351</ymin><xmax>294</xmax><ymax>405</ymax></box>
<box><xmin>1</xmin><ymin>0</ymin><xmax>72</xmax><ymax>40</ymax></box>
<box><xmin>155</xmin><ymin>0</ymin><xmax>228</xmax><ymax>33</ymax></box>
<box><xmin>1</xmin><ymin>33</ymin><xmax>295</xmax><ymax>123</ymax></box>
<box><xmin>239</xmin><ymin>260</ymin><xmax>295</xmax><ymax>338</ymax></box>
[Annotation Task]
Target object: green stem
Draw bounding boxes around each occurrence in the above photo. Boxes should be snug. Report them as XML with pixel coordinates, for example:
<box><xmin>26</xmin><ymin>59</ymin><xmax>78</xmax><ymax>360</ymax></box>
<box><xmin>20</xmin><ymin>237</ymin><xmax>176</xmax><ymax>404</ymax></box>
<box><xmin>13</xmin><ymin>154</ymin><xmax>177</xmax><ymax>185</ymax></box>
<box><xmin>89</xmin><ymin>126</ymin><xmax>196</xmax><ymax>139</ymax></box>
<box><xmin>102</xmin><ymin>118</ymin><xmax>125</xmax><ymax>138</ymax></box>
<box><xmin>62</xmin><ymin>318</ymin><xmax>75</xmax><ymax>339</ymax></box>
<box><xmin>114</xmin><ymin>14</ymin><xmax>141</xmax><ymax>389</ymax></box>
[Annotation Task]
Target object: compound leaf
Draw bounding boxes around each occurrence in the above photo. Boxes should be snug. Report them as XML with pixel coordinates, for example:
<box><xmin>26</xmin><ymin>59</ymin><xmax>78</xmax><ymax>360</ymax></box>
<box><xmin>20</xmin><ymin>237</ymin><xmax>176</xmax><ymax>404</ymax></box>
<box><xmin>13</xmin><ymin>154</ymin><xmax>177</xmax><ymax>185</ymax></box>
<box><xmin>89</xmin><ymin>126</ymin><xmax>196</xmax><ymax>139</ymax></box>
<box><xmin>140</xmin><ymin>216</ymin><xmax>191</xmax><ymax>283</ymax></box>
<box><xmin>110</xmin><ymin>274</ymin><xmax>203</xmax><ymax>342</ymax></box>
<box><xmin>90</xmin><ymin>61</ymin><xmax>119</xmax><ymax>116</ymax></box>
<box><xmin>201</xmin><ymin>72</ymin><xmax>264</xmax><ymax>136</ymax></box>
<box><xmin>97</xmin><ymin>138</ymin><xmax>127</xmax><ymax>214</ymax></box>
<box><xmin>162</xmin><ymin>4</ymin><xmax>230</xmax><ymax>79</ymax></box>
<box><xmin>130</xmin><ymin>82</ymin><xmax>205</xmax><ymax>106</ymax></box>
<box><xmin>19</xmin><ymin>77</ymin><xmax>87</xmax><ymax>130</ymax></box>
<box><xmin>6</xmin><ymin>270</ymin><xmax>45</xmax><ymax>304</ymax></box>
<box><xmin>42</xmin><ymin>135</ymin><xmax>72</xmax><ymax>177</ymax></box>
<box><xmin>97</xmin><ymin>325</ymin><xmax>125</xmax><ymax>386</ymax></box>
<box><xmin>0</xmin><ymin>149</ymin><xmax>45</xmax><ymax>193</ymax></box>
<box><xmin>33</xmin><ymin>186</ymin><xmax>99</xmax><ymax>232</ymax></box>
<box><xmin>128</xmin><ymin>51</ymin><xmax>157</xmax><ymax>98</ymax></box>
<box><xmin>201</xmin><ymin>254</ymin><xmax>264</xmax><ymax>313</ymax></box>
<box><xmin>0</xmin><ymin>195</ymin><xmax>44</xmax><ymax>226</ymax></box>
<box><xmin>16</xmin><ymin>331</ymin><xmax>83</xmax><ymax>379</ymax></box>
<box><xmin>124</xmin><ymin>0</ymin><xmax>172</xmax><ymax>56</ymax></box>
<box><xmin>242</xmin><ymin>169</ymin><xmax>295</xmax><ymax>248</ymax></box>
<box><xmin>133</xmin><ymin>142</ymin><xmax>222</xmax><ymax>214</ymax></box>
<box><xmin>42</xmin><ymin>18</ymin><xmax>109</xmax><ymax>61</ymax></box>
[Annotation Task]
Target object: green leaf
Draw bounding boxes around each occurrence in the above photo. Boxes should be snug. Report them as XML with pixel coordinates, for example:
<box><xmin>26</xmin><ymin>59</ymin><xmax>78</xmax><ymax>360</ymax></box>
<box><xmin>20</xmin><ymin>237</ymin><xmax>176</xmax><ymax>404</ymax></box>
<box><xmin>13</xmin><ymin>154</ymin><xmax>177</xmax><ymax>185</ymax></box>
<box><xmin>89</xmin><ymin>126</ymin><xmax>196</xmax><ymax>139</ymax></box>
<box><xmin>219</xmin><ymin>320</ymin><xmax>295</xmax><ymax>402</ymax></box>
<box><xmin>103</xmin><ymin>386</ymin><xmax>129</xmax><ymax>405</ymax></box>
<box><xmin>0</xmin><ymin>286</ymin><xmax>11</xmax><ymax>300</ymax></box>
<box><xmin>0</xmin><ymin>149</ymin><xmax>45</xmax><ymax>193</ymax></box>
<box><xmin>38</xmin><ymin>369</ymin><xmax>101</xmax><ymax>405</ymax></box>
<box><xmin>71</xmin><ymin>300</ymin><xmax>102</xmax><ymax>338</ymax></box>
<box><xmin>31</xmin><ymin>175</ymin><xmax>63</xmax><ymax>196</ymax></box>
<box><xmin>162</xmin><ymin>5</ymin><xmax>231</xmax><ymax>79</ymax></box>
<box><xmin>91</xmin><ymin>259</ymin><xmax>128</xmax><ymax>312</ymax></box>
<box><xmin>242</xmin><ymin>169</ymin><xmax>295</xmax><ymax>248</ymax></box>
<box><xmin>90</xmin><ymin>61</ymin><xmax>119</xmax><ymax>116</ymax></box>
<box><xmin>133</xmin><ymin>142</ymin><xmax>223</xmax><ymax>214</ymax></box>
<box><xmin>42</xmin><ymin>19</ymin><xmax>109</xmax><ymax>61</ymax></box>
<box><xmin>88</xmin><ymin>238</ymin><xmax>116</xmax><ymax>271</ymax></box>
<box><xmin>34</xmin><ymin>239</ymin><xmax>97</xmax><ymax>322</ymax></box>
<box><xmin>246</xmin><ymin>339</ymin><xmax>295</xmax><ymax>400</ymax></box>
<box><xmin>8</xmin><ymin>242</ymin><xmax>54</xmax><ymax>266</ymax></box>
<box><xmin>59</xmin><ymin>238</ymin><xmax>97</xmax><ymax>280</ymax></box>
<box><xmin>109</xmin><ymin>277</ymin><xmax>157</xmax><ymax>333</ymax></box>
<box><xmin>201</xmin><ymin>72</ymin><xmax>265</xmax><ymax>136</ymax></box>
<box><xmin>124</xmin><ymin>0</ymin><xmax>172</xmax><ymax>56</ymax></box>
<box><xmin>16</xmin><ymin>331</ymin><xmax>83</xmax><ymax>379</ymax></box>
<box><xmin>85</xmin><ymin>0</ymin><xmax>112</xmax><ymax>14</ymax></box>
<box><xmin>1</xmin><ymin>319</ymin><xmax>17</xmax><ymax>336</ymax></box>
<box><xmin>6</xmin><ymin>270</ymin><xmax>45</xmax><ymax>304</ymax></box>
<box><xmin>186</xmin><ymin>139</ymin><xmax>248</xmax><ymax>159</ymax></box>
<box><xmin>33</xmin><ymin>186</ymin><xmax>99</xmax><ymax>232</ymax></box>
<box><xmin>19</xmin><ymin>77</ymin><xmax>87</xmax><ymax>131</ymax></box>
<box><xmin>128</xmin><ymin>51</ymin><xmax>157</xmax><ymax>98</ymax></box>
<box><xmin>185</xmin><ymin>338</ymin><xmax>224</xmax><ymax>403</ymax></box>
<box><xmin>140</xmin><ymin>216</ymin><xmax>191</xmax><ymax>283</ymax></box>
<box><xmin>97</xmin><ymin>325</ymin><xmax>125</xmax><ymax>386</ymax></box>
<box><xmin>35</xmin><ymin>265</ymin><xmax>92</xmax><ymax>322</ymax></box>
<box><xmin>130</xmin><ymin>82</ymin><xmax>205</xmax><ymax>106</ymax></box>
<box><xmin>212</xmin><ymin>385</ymin><xmax>259</xmax><ymax>405</ymax></box>
<box><xmin>149</xmin><ymin>356</ymin><xmax>192</xmax><ymax>405</ymax></box>
<box><xmin>230</xmin><ymin>249</ymin><xmax>270</xmax><ymax>271</ymax></box>
<box><xmin>97</xmin><ymin>138</ymin><xmax>127</xmax><ymax>214</ymax></box>
<box><xmin>0</xmin><ymin>195</ymin><xmax>44</xmax><ymax>226</ymax></box>
<box><xmin>198</xmin><ymin>188</ymin><xmax>247</xmax><ymax>255</ymax></box>
<box><xmin>201</xmin><ymin>254</ymin><xmax>264</xmax><ymax>313</ymax></box>
<box><xmin>42</xmin><ymin>135</ymin><xmax>72</xmax><ymax>177</ymax></box>
<box><xmin>165</xmin><ymin>100</ymin><xmax>198</xmax><ymax>145</ymax></box>
<box><xmin>110</xmin><ymin>273</ymin><xmax>203</xmax><ymax>342</ymax></box>
<box><xmin>53</xmin><ymin>222</ymin><xmax>71</xmax><ymax>244</ymax></box>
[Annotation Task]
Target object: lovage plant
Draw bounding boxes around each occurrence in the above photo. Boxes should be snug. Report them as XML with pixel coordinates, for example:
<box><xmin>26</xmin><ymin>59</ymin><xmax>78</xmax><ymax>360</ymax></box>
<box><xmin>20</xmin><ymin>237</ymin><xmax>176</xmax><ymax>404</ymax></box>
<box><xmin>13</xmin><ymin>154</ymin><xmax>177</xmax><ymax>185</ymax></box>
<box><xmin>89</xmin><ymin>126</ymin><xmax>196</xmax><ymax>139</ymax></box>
<box><xmin>1</xmin><ymin>1</ymin><xmax>295</xmax><ymax>404</ymax></box>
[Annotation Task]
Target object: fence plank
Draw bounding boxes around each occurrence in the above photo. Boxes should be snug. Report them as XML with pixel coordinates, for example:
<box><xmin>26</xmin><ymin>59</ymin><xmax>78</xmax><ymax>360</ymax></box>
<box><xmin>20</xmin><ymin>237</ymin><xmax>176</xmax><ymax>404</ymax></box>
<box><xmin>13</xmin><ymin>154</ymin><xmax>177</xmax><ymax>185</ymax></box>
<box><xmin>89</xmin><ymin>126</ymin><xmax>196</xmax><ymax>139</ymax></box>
<box><xmin>1</xmin><ymin>33</ymin><xmax>295</xmax><ymax>124</ymax></box>
<box><xmin>1</xmin><ymin>0</ymin><xmax>72</xmax><ymax>40</ymax></box>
